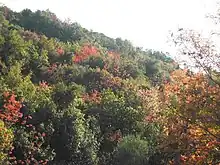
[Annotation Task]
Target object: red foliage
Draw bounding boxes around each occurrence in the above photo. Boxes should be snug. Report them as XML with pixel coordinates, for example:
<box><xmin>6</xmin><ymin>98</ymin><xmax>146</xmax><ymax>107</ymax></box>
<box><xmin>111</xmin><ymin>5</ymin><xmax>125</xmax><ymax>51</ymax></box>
<box><xmin>39</xmin><ymin>81</ymin><xmax>50</xmax><ymax>89</ymax></box>
<box><xmin>56</xmin><ymin>47</ymin><xmax>64</xmax><ymax>55</ymax></box>
<box><xmin>73</xmin><ymin>44</ymin><xmax>99</xmax><ymax>63</ymax></box>
<box><xmin>0</xmin><ymin>92</ymin><xmax>23</xmax><ymax>123</ymax></box>
<box><xmin>42</xmin><ymin>133</ymin><xmax>46</xmax><ymax>137</ymax></box>
<box><xmin>0</xmin><ymin>91</ymin><xmax>51</xmax><ymax>164</ymax></box>
<box><xmin>100</xmin><ymin>73</ymin><xmax>122</xmax><ymax>90</ymax></box>
<box><xmin>47</xmin><ymin>63</ymin><xmax>57</xmax><ymax>73</ymax></box>
<box><xmin>83</xmin><ymin>90</ymin><xmax>101</xmax><ymax>104</ymax></box>
<box><xmin>145</xmin><ymin>115</ymin><xmax>155</xmax><ymax>122</ymax></box>
<box><xmin>103</xmin><ymin>51</ymin><xmax>126</xmax><ymax>77</ymax></box>
<box><xmin>108</xmin><ymin>130</ymin><xmax>122</xmax><ymax>142</ymax></box>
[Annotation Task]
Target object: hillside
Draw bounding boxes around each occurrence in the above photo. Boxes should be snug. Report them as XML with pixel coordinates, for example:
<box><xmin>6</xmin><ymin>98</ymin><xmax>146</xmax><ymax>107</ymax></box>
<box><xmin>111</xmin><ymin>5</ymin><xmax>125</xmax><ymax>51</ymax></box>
<box><xmin>0</xmin><ymin>5</ymin><xmax>219</xmax><ymax>165</ymax></box>
<box><xmin>0</xmin><ymin>6</ymin><xmax>178</xmax><ymax>82</ymax></box>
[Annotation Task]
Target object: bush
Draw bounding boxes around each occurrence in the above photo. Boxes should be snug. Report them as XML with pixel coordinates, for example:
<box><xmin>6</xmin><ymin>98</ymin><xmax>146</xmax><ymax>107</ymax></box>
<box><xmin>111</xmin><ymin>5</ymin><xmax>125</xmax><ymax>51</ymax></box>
<box><xmin>112</xmin><ymin>135</ymin><xmax>150</xmax><ymax>165</ymax></box>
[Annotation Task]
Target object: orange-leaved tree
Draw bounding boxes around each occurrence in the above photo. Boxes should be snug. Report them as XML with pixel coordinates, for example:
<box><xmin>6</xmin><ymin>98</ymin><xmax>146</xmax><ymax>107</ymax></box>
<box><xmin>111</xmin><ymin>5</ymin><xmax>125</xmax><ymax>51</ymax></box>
<box><xmin>162</xmin><ymin>69</ymin><xmax>220</xmax><ymax>164</ymax></box>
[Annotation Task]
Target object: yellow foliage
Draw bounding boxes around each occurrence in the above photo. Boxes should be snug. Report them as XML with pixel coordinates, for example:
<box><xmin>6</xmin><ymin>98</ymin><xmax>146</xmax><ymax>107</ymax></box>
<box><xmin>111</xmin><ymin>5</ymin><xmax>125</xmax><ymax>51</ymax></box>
<box><xmin>0</xmin><ymin>120</ymin><xmax>14</xmax><ymax>163</ymax></box>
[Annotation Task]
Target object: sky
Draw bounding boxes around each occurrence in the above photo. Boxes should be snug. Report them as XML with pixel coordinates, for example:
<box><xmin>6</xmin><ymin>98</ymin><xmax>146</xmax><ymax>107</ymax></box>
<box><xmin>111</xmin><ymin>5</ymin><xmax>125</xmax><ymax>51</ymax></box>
<box><xmin>0</xmin><ymin>0</ymin><xmax>218</xmax><ymax>54</ymax></box>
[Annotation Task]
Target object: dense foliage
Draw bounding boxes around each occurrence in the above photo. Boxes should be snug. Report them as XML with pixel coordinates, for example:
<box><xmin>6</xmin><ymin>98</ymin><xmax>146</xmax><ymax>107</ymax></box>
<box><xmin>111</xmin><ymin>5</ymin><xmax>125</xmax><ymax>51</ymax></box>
<box><xmin>0</xmin><ymin>4</ymin><xmax>219</xmax><ymax>165</ymax></box>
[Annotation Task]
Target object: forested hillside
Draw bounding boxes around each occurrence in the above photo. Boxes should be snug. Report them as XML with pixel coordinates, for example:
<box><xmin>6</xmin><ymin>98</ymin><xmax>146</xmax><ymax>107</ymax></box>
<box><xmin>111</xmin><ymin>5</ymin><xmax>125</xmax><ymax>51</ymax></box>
<box><xmin>0</xmin><ymin>5</ymin><xmax>219</xmax><ymax>165</ymax></box>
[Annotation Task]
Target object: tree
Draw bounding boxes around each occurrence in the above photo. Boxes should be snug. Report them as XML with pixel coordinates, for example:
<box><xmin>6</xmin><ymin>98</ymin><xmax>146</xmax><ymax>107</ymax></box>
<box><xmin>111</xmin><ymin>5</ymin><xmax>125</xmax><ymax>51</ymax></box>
<box><xmin>112</xmin><ymin>135</ymin><xmax>150</xmax><ymax>165</ymax></box>
<box><xmin>170</xmin><ymin>3</ymin><xmax>220</xmax><ymax>85</ymax></box>
<box><xmin>162</xmin><ymin>70</ymin><xmax>220</xmax><ymax>164</ymax></box>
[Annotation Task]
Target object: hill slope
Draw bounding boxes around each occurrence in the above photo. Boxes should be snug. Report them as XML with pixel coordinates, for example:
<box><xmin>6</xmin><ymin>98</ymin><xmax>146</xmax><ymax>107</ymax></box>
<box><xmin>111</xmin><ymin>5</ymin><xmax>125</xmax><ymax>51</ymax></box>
<box><xmin>0</xmin><ymin>5</ymin><xmax>188</xmax><ymax>165</ymax></box>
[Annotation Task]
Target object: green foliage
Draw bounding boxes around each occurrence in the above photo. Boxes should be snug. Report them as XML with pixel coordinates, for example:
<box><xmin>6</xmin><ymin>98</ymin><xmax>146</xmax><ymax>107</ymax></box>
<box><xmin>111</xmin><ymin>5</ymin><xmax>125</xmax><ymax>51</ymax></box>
<box><xmin>12</xmin><ymin>125</ymin><xmax>55</xmax><ymax>164</ymax></box>
<box><xmin>52</xmin><ymin>82</ymin><xmax>84</xmax><ymax>110</ymax></box>
<box><xmin>51</xmin><ymin>101</ymin><xmax>99</xmax><ymax>164</ymax></box>
<box><xmin>0</xmin><ymin>63</ymin><xmax>36</xmax><ymax>100</ymax></box>
<box><xmin>99</xmin><ymin>90</ymin><xmax>145</xmax><ymax>135</ymax></box>
<box><xmin>80</xmin><ymin>56</ymin><xmax>105</xmax><ymax>69</ymax></box>
<box><xmin>0</xmin><ymin>120</ymin><xmax>13</xmax><ymax>163</ymax></box>
<box><xmin>112</xmin><ymin>135</ymin><xmax>150</xmax><ymax>165</ymax></box>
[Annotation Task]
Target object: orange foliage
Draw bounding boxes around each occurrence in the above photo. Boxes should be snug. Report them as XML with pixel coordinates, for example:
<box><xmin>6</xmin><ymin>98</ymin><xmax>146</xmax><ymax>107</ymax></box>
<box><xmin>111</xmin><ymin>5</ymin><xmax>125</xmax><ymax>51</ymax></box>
<box><xmin>162</xmin><ymin>70</ymin><xmax>220</xmax><ymax>164</ymax></box>
<box><xmin>107</xmin><ymin>51</ymin><xmax>120</xmax><ymax>61</ymax></box>
<box><xmin>83</xmin><ymin>90</ymin><xmax>101</xmax><ymax>104</ymax></box>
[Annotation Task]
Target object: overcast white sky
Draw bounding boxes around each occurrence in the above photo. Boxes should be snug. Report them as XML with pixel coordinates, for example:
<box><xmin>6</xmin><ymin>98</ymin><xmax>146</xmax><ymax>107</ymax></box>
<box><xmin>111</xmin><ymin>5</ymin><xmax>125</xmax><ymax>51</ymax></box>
<box><xmin>0</xmin><ymin>0</ymin><xmax>218</xmax><ymax>54</ymax></box>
